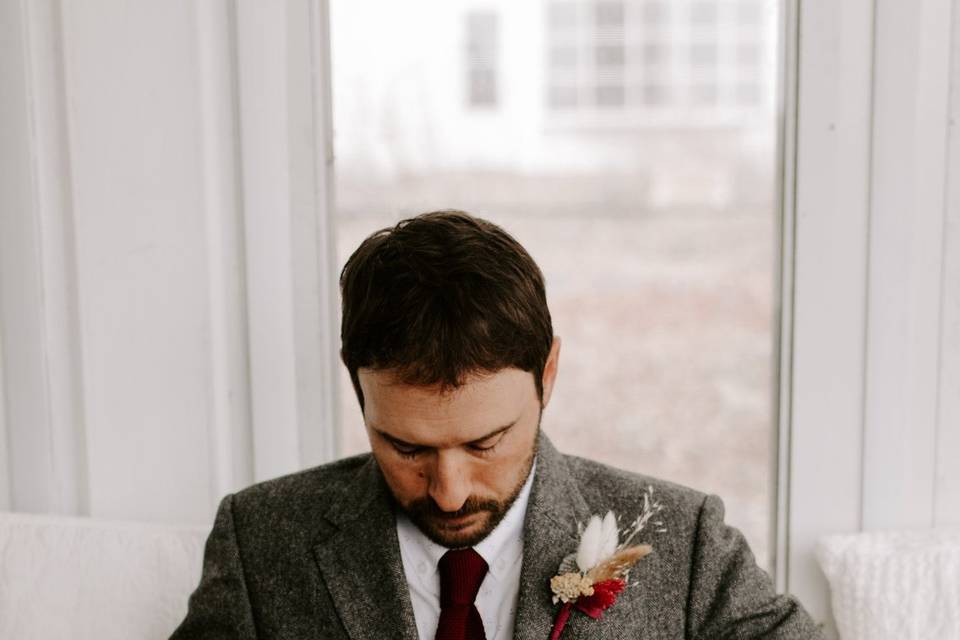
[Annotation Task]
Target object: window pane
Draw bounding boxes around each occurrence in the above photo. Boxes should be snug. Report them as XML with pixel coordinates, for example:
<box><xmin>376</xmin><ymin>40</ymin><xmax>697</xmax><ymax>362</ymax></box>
<box><xmin>642</xmin><ymin>1</ymin><xmax>668</xmax><ymax>26</ymax></box>
<box><xmin>737</xmin><ymin>0</ymin><xmax>764</xmax><ymax>26</ymax></box>
<box><xmin>550</xmin><ymin>45</ymin><xmax>578</xmax><ymax>68</ymax></box>
<box><xmin>331</xmin><ymin>0</ymin><xmax>780</xmax><ymax>572</ymax></box>
<box><xmin>466</xmin><ymin>11</ymin><xmax>499</xmax><ymax>108</ymax></box>
<box><xmin>643</xmin><ymin>43</ymin><xmax>669</xmax><ymax>66</ymax></box>
<box><xmin>641</xmin><ymin>82</ymin><xmax>670</xmax><ymax>106</ymax></box>
<box><xmin>690</xmin><ymin>2</ymin><xmax>718</xmax><ymax>26</ymax></box>
<box><xmin>596</xmin><ymin>45</ymin><xmax>625</xmax><ymax>70</ymax></box>
<box><xmin>595</xmin><ymin>1</ymin><xmax>624</xmax><ymax>28</ymax></box>
<box><xmin>692</xmin><ymin>83</ymin><xmax>718</xmax><ymax>105</ymax></box>
<box><xmin>548</xmin><ymin>85</ymin><xmax>579</xmax><ymax>108</ymax></box>
<box><xmin>690</xmin><ymin>42</ymin><xmax>718</xmax><ymax>68</ymax></box>
<box><xmin>549</xmin><ymin>1</ymin><xmax>577</xmax><ymax>29</ymax></box>
<box><xmin>595</xmin><ymin>83</ymin><xmax>626</xmax><ymax>106</ymax></box>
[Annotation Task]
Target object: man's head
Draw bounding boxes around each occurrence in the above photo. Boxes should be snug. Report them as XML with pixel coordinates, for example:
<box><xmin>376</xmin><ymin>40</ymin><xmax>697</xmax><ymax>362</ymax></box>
<box><xmin>339</xmin><ymin>210</ymin><xmax>560</xmax><ymax>547</ymax></box>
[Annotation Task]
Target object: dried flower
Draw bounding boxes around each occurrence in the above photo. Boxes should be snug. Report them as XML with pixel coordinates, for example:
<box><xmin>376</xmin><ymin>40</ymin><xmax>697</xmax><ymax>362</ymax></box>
<box><xmin>550</xmin><ymin>572</ymin><xmax>595</xmax><ymax>604</ymax></box>
<box><xmin>548</xmin><ymin>487</ymin><xmax>665</xmax><ymax>639</ymax></box>
<box><xmin>576</xmin><ymin>512</ymin><xmax>619</xmax><ymax>572</ymax></box>
<box><xmin>587</xmin><ymin>544</ymin><xmax>653</xmax><ymax>583</ymax></box>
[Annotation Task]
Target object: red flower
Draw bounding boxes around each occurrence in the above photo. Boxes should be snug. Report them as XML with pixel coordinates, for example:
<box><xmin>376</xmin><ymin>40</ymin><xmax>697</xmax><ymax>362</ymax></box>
<box><xmin>549</xmin><ymin>579</ymin><xmax>627</xmax><ymax>640</ymax></box>
<box><xmin>574</xmin><ymin>579</ymin><xmax>626</xmax><ymax>619</ymax></box>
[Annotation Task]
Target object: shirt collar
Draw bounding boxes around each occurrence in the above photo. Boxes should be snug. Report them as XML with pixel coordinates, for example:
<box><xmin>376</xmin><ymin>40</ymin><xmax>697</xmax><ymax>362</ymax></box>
<box><xmin>395</xmin><ymin>458</ymin><xmax>537</xmax><ymax>582</ymax></box>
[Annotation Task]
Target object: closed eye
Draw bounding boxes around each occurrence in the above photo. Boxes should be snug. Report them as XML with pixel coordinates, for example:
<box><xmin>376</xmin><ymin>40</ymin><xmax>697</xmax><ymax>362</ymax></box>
<box><xmin>468</xmin><ymin>432</ymin><xmax>506</xmax><ymax>455</ymax></box>
<box><xmin>392</xmin><ymin>443</ymin><xmax>426</xmax><ymax>459</ymax></box>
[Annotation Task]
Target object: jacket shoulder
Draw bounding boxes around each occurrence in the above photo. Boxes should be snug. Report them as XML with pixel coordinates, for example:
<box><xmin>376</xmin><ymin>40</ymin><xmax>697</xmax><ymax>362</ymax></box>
<box><xmin>227</xmin><ymin>453</ymin><xmax>372</xmax><ymax>530</ymax></box>
<box><xmin>562</xmin><ymin>453</ymin><xmax>708</xmax><ymax>516</ymax></box>
<box><xmin>560</xmin><ymin>453</ymin><xmax>712</xmax><ymax>551</ymax></box>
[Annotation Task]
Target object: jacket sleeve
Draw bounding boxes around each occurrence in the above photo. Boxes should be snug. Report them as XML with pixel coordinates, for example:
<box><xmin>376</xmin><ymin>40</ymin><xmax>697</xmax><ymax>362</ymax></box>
<box><xmin>685</xmin><ymin>494</ymin><xmax>824</xmax><ymax>640</ymax></box>
<box><xmin>169</xmin><ymin>494</ymin><xmax>258</xmax><ymax>639</ymax></box>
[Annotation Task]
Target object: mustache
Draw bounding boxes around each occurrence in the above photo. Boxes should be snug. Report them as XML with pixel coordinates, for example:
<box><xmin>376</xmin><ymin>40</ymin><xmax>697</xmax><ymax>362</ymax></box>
<box><xmin>406</xmin><ymin>495</ymin><xmax>501</xmax><ymax>520</ymax></box>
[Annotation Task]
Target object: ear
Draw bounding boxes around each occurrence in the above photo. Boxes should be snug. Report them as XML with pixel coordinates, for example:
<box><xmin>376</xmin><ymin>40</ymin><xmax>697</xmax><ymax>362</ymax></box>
<box><xmin>540</xmin><ymin>336</ymin><xmax>562</xmax><ymax>408</ymax></box>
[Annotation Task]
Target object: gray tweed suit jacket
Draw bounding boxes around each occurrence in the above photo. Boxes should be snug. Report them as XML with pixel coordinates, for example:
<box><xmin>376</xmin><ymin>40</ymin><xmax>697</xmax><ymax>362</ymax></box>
<box><xmin>170</xmin><ymin>434</ymin><xmax>823</xmax><ymax>639</ymax></box>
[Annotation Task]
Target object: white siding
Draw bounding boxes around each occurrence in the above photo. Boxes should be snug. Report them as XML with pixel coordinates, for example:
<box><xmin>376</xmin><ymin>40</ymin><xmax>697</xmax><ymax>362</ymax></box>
<box><xmin>0</xmin><ymin>0</ymin><xmax>339</xmax><ymax>525</ymax></box>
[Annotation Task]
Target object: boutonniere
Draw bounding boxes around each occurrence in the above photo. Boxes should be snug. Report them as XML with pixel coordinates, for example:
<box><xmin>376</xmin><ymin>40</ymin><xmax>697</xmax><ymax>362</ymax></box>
<box><xmin>548</xmin><ymin>487</ymin><xmax>664</xmax><ymax>640</ymax></box>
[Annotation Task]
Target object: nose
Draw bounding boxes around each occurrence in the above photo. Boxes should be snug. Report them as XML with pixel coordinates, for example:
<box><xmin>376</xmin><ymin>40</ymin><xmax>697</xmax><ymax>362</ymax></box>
<box><xmin>427</xmin><ymin>450</ymin><xmax>471</xmax><ymax>513</ymax></box>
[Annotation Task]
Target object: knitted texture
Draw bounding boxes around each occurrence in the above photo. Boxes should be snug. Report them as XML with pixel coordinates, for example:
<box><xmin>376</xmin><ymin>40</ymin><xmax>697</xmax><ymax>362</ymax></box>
<box><xmin>0</xmin><ymin>511</ymin><xmax>208</xmax><ymax>640</ymax></box>
<box><xmin>817</xmin><ymin>528</ymin><xmax>960</xmax><ymax>640</ymax></box>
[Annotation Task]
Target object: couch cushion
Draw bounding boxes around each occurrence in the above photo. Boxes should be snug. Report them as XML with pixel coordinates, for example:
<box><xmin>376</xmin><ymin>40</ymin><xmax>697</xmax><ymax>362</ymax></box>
<box><xmin>0</xmin><ymin>511</ymin><xmax>209</xmax><ymax>640</ymax></box>
<box><xmin>817</xmin><ymin>528</ymin><xmax>960</xmax><ymax>640</ymax></box>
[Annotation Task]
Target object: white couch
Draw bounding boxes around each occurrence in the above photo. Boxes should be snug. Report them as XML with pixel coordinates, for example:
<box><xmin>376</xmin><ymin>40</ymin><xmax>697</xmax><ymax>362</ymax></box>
<box><xmin>817</xmin><ymin>528</ymin><xmax>960</xmax><ymax>640</ymax></box>
<box><xmin>6</xmin><ymin>511</ymin><xmax>958</xmax><ymax>640</ymax></box>
<box><xmin>0</xmin><ymin>511</ymin><xmax>209</xmax><ymax>640</ymax></box>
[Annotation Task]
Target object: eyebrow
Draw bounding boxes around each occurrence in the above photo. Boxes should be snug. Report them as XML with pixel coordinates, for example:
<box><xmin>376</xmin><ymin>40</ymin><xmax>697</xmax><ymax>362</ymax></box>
<box><xmin>372</xmin><ymin>420</ymin><xmax>518</xmax><ymax>449</ymax></box>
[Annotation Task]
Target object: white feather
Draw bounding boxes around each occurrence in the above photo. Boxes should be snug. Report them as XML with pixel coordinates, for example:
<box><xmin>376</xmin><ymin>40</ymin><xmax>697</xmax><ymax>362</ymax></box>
<box><xmin>599</xmin><ymin>511</ymin><xmax>619</xmax><ymax>560</ymax></box>
<box><xmin>576</xmin><ymin>515</ymin><xmax>603</xmax><ymax>571</ymax></box>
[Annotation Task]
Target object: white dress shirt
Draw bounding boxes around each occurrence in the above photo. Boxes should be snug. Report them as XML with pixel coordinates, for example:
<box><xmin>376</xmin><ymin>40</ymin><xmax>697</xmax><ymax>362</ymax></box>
<box><xmin>396</xmin><ymin>460</ymin><xmax>536</xmax><ymax>640</ymax></box>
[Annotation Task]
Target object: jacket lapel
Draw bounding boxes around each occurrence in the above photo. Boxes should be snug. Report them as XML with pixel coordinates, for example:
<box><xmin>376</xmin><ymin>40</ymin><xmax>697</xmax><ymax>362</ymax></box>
<box><xmin>311</xmin><ymin>457</ymin><xmax>419</xmax><ymax>640</ymax></box>
<box><xmin>516</xmin><ymin>434</ymin><xmax>658</xmax><ymax>640</ymax></box>
<box><xmin>513</xmin><ymin>433</ymin><xmax>593</xmax><ymax>640</ymax></box>
<box><xmin>309</xmin><ymin>433</ymin><xmax>627</xmax><ymax>640</ymax></box>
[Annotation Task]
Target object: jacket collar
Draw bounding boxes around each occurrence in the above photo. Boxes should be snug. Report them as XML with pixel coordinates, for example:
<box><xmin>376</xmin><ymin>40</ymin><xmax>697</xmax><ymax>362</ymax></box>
<box><xmin>310</xmin><ymin>432</ymin><xmax>593</xmax><ymax>640</ymax></box>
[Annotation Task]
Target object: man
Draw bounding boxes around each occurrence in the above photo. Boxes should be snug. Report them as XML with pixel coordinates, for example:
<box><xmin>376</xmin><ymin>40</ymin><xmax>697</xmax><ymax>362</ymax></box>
<box><xmin>171</xmin><ymin>210</ymin><xmax>823</xmax><ymax>639</ymax></box>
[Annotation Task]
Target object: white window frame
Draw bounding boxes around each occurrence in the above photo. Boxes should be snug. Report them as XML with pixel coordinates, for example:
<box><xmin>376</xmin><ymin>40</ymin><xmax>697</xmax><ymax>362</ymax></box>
<box><xmin>778</xmin><ymin>1</ymin><xmax>958</xmax><ymax>638</ymax></box>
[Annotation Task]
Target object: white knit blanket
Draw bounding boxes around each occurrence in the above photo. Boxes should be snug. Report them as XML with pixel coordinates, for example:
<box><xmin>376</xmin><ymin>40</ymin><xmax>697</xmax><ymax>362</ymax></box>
<box><xmin>817</xmin><ymin>528</ymin><xmax>960</xmax><ymax>640</ymax></box>
<box><xmin>0</xmin><ymin>511</ymin><xmax>209</xmax><ymax>640</ymax></box>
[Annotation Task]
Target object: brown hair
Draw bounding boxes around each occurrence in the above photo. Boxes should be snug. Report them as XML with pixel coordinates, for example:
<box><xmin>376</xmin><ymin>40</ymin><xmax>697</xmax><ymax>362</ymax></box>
<box><xmin>339</xmin><ymin>210</ymin><xmax>554</xmax><ymax>410</ymax></box>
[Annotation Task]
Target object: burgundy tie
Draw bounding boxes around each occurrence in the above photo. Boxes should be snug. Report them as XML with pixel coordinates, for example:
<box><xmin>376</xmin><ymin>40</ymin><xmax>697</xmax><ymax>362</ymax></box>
<box><xmin>435</xmin><ymin>548</ymin><xmax>488</xmax><ymax>640</ymax></box>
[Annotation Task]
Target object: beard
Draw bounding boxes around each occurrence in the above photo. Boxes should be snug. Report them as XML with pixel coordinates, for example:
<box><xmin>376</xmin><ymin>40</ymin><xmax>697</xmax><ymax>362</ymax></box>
<box><xmin>397</xmin><ymin>430</ymin><xmax>539</xmax><ymax>549</ymax></box>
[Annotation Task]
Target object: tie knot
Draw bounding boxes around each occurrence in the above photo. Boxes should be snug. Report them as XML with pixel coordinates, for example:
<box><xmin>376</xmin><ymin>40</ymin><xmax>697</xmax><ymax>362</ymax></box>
<box><xmin>438</xmin><ymin>548</ymin><xmax>489</xmax><ymax>607</ymax></box>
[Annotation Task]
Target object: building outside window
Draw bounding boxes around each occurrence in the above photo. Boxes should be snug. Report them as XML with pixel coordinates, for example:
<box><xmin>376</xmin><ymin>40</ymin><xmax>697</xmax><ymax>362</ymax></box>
<box><xmin>545</xmin><ymin>0</ymin><xmax>772</xmax><ymax>126</ymax></box>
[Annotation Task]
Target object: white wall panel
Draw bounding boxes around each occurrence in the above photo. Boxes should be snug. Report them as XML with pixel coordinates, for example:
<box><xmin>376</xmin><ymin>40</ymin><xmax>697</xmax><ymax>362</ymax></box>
<box><xmin>235</xmin><ymin>0</ymin><xmax>339</xmax><ymax>482</ymax></box>
<box><xmin>0</xmin><ymin>334</ymin><xmax>9</xmax><ymax>511</ymax></box>
<box><xmin>936</xmin><ymin>0</ymin><xmax>960</xmax><ymax>527</ymax></box>
<box><xmin>195</xmin><ymin>0</ymin><xmax>255</xmax><ymax>507</ymax></box>
<box><xmin>0</xmin><ymin>0</ymin><xmax>51</xmax><ymax>512</ymax></box>
<box><xmin>1</xmin><ymin>0</ymin><xmax>338</xmax><ymax>525</ymax></box>
<box><xmin>0</xmin><ymin>0</ymin><xmax>88</xmax><ymax>516</ymax></box>
<box><xmin>787</xmin><ymin>0</ymin><xmax>960</xmax><ymax>636</ymax></box>
<box><xmin>60</xmin><ymin>0</ymin><xmax>215</xmax><ymax>523</ymax></box>
<box><xmin>861</xmin><ymin>0</ymin><xmax>954</xmax><ymax>531</ymax></box>
<box><xmin>234</xmin><ymin>3</ymin><xmax>302</xmax><ymax>482</ymax></box>
<box><xmin>786</xmin><ymin>0</ymin><xmax>874</xmax><ymax>633</ymax></box>
<box><xmin>288</xmin><ymin>0</ymin><xmax>341</xmax><ymax>474</ymax></box>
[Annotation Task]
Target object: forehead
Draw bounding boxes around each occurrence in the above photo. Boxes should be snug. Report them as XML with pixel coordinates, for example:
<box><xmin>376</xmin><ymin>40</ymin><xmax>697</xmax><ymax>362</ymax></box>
<box><xmin>358</xmin><ymin>367</ymin><xmax>536</xmax><ymax>442</ymax></box>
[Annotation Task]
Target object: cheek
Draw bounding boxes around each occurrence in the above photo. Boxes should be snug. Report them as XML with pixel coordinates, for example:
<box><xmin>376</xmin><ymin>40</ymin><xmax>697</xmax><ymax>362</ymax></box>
<box><xmin>488</xmin><ymin>433</ymin><xmax>536</xmax><ymax>489</ymax></box>
<box><xmin>479</xmin><ymin>453</ymin><xmax>526</xmax><ymax>493</ymax></box>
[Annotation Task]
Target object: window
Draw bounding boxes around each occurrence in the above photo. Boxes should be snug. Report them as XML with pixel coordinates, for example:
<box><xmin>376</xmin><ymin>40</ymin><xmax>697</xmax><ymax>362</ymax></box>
<box><xmin>466</xmin><ymin>11</ymin><xmax>499</xmax><ymax>108</ymax></box>
<box><xmin>331</xmin><ymin>0</ymin><xmax>780</xmax><ymax>571</ymax></box>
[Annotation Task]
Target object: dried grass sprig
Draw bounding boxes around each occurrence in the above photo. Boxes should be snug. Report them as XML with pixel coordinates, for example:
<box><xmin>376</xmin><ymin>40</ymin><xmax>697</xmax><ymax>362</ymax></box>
<box><xmin>586</xmin><ymin>544</ymin><xmax>653</xmax><ymax>582</ymax></box>
<box><xmin>619</xmin><ymin>487</ymin><xmax>664</xmax><ymax>548</ymax></box>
